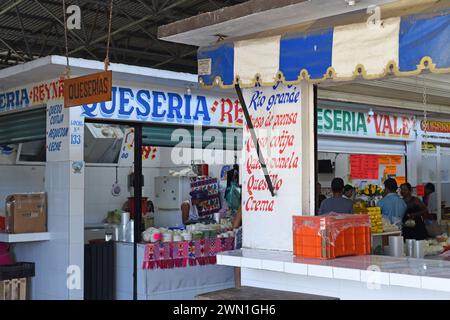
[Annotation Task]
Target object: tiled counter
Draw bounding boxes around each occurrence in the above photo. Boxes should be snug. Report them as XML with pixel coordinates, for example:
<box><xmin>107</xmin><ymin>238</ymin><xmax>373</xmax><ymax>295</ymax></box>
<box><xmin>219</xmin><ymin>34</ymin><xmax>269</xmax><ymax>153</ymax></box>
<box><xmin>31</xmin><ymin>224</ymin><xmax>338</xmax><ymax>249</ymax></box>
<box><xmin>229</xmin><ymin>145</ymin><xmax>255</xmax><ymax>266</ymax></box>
<box><xmin>217</xmin><ymin>249</ymin><xmax>450</xmax><ymax>300</ymax></box>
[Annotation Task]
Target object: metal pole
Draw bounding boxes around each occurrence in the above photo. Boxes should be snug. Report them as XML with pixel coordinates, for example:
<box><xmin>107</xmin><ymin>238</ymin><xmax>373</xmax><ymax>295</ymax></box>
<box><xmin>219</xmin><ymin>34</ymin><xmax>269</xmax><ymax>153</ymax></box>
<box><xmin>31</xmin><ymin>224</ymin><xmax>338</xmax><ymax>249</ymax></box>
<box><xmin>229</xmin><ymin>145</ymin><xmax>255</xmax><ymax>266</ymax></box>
<box><xmin>437</xmin><ymin>145</ymin><xmax>442</xmax><ymax>224</ymax></box>
<box><xmin>313</xmin><ymin>85</ymin><xmax>318</xmax><ymax>214</ymax></box>
<box><xmin>234</xmin><ymin>84</ymin><xmax>275</xmax><ymax>197</ymax></box>
<box><xmin>133</xmin><ymin>124</ymin><xmax>143</xmax><ymax>300</ymax></box>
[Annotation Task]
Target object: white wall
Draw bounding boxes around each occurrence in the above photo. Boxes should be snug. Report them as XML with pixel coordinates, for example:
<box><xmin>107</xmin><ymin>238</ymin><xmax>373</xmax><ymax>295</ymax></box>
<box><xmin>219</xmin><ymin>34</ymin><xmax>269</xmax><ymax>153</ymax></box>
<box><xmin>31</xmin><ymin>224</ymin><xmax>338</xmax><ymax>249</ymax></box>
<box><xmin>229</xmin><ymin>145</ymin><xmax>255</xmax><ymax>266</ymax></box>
<box><xmin>0</xmin><ymin>165</ymin><xmax>45</xmax><ymax>211</ymax></box>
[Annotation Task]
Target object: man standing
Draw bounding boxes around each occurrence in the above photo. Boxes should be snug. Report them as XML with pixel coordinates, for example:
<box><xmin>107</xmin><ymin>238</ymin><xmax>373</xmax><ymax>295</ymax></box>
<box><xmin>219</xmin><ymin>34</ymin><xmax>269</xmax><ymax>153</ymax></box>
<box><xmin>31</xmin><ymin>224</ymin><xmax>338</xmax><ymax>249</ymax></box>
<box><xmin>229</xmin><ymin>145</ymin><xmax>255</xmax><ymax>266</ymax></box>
<box><xmin>378</xmin><ymin>178</ymin><xmax>406</xmax><ymax>226</ymax></box>
<box><xmin>318</xmin><ymin>178</ymin><xmax>354</xmax><ymax>215</ymax></box>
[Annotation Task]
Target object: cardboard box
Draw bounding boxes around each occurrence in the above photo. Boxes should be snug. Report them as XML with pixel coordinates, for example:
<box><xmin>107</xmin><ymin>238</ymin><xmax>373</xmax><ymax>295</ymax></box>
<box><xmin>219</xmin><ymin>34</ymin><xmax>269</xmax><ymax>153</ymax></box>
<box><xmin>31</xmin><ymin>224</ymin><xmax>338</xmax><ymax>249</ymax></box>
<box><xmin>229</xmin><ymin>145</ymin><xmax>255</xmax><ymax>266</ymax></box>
<box><xmin>5</xmin><ymin>193</ymin><xmax>47</xmax><ymax>234</ymax></box>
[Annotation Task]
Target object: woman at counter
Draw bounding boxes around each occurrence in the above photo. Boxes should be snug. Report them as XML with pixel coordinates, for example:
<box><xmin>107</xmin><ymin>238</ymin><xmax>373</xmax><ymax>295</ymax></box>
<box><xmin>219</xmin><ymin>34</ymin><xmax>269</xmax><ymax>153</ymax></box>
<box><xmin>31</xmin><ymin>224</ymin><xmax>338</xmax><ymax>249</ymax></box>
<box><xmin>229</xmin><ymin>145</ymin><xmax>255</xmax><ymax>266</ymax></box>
<box><xmin>400</xmin><ymin>183</ymin><xmax>429</xmax><ymax>240</ymax></box>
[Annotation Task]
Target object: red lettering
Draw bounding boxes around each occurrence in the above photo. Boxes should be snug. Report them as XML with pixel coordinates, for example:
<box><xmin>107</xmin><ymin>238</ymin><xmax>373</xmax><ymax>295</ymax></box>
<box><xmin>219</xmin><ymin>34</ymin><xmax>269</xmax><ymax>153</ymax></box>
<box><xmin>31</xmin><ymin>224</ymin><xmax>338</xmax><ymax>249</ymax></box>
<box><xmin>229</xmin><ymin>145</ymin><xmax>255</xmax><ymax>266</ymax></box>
<box><xmin>393</xmin><ymin>116</ymin><xmax>402</xmax><ymax>135</ymax></box>
<box><xmin>374</xmin><ymin>114</ymin><xmax>383</xmax><ymax>134</ymax></box>
<box><xmin>39</xmin><ymin>84</ymin><xmax>45</xmax><ymax>101</ymax></box>
<box><xmin>220</xmin><ymin>98</ymin><xmax>233</xmax><ymax>124</ymax></box>
<box><xmin>382</xmin><ymin>115</ymin><xmax>393</xmax><ymax>135</ymax></box>
<box><xmin>234</xmin><ymin>100</ymin><xmax>243</xmax><ymax>125</ymax></box>
<box><xmin>402</xmin><ymin>117</ymin><xmax>411</xmax><ymax>136</ymax></box>
<box><xmin>33</xmin><ymin>86</ymin><xmax>39</xmax><ymax>103</ymax></box>
<box><xmin>44</xmin><ymin>84</ymin><xmax>50</xmax><ymax>101</ymax></box>
<box><xmin>51</xmin><ymin>81</ymin><xmax>58</xmax><ymax>99</ymax></box>
<box><xmin>141</xmin><ymin>146</ymin><xmax>151</xmax><ymax>159</ymax></box>
<box><xmin>245</xmin><ymin>196</ymin><xmax>274</xmax><ymax>212</ymax></box>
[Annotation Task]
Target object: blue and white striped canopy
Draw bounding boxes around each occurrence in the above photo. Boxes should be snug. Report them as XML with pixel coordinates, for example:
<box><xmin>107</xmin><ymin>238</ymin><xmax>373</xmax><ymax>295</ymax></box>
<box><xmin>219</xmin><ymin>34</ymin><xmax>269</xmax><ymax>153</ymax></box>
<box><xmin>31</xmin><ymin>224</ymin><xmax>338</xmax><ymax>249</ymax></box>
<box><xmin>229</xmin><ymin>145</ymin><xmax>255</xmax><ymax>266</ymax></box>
<box><xmin>197</xmin><ymin>9</ymin><xmax>450</xmax><ymax>88</ymax></box>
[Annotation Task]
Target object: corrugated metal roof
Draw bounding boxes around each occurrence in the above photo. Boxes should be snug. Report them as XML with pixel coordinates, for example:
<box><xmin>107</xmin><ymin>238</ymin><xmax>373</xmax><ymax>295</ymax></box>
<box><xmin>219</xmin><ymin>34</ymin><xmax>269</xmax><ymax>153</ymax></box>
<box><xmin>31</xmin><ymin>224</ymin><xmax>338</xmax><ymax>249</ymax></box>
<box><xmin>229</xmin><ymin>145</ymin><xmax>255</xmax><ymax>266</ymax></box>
<box><xmin>0</xmin><ymin>0</ymin><xmax>248</xmax><ymax>72</ymax></box>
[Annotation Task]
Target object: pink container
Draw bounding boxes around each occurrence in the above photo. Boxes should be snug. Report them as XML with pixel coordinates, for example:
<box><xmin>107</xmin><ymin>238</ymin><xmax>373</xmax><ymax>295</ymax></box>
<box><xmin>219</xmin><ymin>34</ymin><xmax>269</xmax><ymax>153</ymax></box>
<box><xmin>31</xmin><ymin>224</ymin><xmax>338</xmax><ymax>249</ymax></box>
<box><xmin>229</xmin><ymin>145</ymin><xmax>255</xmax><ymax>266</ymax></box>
<box><xmin>0</xmin><ymin>243</ymin><xmax>13</xmax><ymax>265</ymax></box>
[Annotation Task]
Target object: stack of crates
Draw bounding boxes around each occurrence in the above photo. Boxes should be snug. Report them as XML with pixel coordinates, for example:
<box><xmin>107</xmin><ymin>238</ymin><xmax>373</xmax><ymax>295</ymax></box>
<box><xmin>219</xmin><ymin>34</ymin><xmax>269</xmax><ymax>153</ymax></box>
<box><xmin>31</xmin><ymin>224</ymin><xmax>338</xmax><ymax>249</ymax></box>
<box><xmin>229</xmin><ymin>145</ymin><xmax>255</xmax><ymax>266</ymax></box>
<box><xmin>0</xmin><ymin>262</ymin><xmax>34</xmax><ymax>300</ymax></box>
<box><xmin>367</xmin><ymin>207</ymin><xmax>383</xmax><ymax>234</ymax></box>
<box><xmin>293</xmin><ymin>214</ymin><xmax>371</xmax><ymax>259</ymax></box>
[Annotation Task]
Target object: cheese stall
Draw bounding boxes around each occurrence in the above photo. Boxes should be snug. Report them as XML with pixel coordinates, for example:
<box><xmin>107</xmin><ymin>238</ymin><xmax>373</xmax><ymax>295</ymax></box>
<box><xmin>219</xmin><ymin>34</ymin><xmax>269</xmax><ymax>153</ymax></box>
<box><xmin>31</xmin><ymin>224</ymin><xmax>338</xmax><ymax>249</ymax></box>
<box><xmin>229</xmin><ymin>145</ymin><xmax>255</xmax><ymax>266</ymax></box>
<box><xmin>158</xmin><ymin>0</ymin><xmax>450</xmax><ymax>299</ymax></box>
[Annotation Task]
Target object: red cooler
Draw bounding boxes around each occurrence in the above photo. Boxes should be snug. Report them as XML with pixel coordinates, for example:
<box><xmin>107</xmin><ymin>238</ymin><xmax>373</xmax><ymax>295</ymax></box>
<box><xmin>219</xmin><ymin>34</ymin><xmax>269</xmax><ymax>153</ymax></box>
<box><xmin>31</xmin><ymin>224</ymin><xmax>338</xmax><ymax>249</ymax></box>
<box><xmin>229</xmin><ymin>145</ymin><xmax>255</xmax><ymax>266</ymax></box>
<box><xmin>128</xmin><ymin>197</ymin><xmax>148</xmax><ymax>219</ymax></box>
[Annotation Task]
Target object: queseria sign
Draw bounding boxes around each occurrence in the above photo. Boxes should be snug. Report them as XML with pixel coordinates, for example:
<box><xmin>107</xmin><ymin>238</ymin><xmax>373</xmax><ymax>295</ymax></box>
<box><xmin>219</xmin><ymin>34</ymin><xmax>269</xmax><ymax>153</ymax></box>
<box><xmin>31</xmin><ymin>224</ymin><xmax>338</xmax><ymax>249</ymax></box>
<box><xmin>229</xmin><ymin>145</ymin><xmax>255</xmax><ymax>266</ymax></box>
<box><xmin>317</xmin><ymin>107</ymin><xmax>416</xmax><ymax>141</ymax></box>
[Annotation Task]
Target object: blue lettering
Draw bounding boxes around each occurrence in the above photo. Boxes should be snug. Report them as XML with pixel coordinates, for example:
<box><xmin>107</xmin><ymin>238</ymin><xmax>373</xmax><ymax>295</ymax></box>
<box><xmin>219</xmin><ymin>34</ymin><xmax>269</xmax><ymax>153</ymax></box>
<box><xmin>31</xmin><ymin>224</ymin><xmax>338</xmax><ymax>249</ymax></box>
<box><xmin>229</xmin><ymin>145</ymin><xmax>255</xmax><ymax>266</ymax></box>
<box><xmin>193</xmin><ymin>96</ymin><xmax>210</xmax><ymax>123</ymax></box>
<box><xmin>167</xmin><ymin>93</ymin><xmax>183</xmax><ymax>121</ymax></box>
<box><xmin>184</xmin><ymin>95</ymin><xmax>192</xmax><ymax>122</ymax></box>
<box><xmin>0</xmin><ymin>94</ymin><xmax>5</xmax><ymax>110</ymax></box>
<box><xmin>48</xmin><ymin>141</ymin><xmax>62</xmax><ymax>152</ymax></box>
<box><xmin>6</xmin><ymin>92</ymin><xmax>14</xmax><ymax>109</ymax></box>
<box><xmin>21</xmin><ymin>89</ymin><xmax>29</xmax><ymax>106</ymax></box>
<box><xmin>100</xmin><ymin>101</ymin><xmax>114</xmax><ymax>118</ymax></box>
<box><xmin>81</xmin><ymin>104</ymin><xmax>97</xmax><ymax>117</ymax></box>
<box><xmin>136</xmin><ymin>90</ymin><xmax>151</xmax><ymax>120</ymax></box>
<box><xmin>50</xmin><ymin>114</ymin><xmax>64</xmax><ymax>125</ymax></box>
<box><xmin>118</xmin><ymin>87</ymin><xmax>134</xmax><ymax>119</ymax></box>
<box><xmin>152</xmin><ymin>91</ymin><xmax>166</xmax><ymax>119</ymax></box>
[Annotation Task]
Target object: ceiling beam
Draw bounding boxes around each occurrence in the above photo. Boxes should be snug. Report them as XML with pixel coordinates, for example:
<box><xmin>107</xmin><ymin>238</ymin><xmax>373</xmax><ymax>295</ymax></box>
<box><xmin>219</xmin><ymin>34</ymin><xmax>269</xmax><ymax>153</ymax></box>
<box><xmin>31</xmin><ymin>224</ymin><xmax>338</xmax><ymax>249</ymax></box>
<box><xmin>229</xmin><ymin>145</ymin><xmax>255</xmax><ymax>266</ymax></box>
<box><xmin>32</xmin><ymin>0</ymin><xmax>99</xmax><ymax>60</ymax></box>
<box><xmin>0</xmin><ymin>0</ymin><xmax>26</xmax><ymax>16</ymax></box>
<box><xmin>69</xmin><ymin>0</ymin><xmax>192</xmax><ymax>55</ymax></box>
<box><xmin>0</xmin><ymin>37</ymin><xmax>26</xmax><ymax>62</ymax></box>
<box><xmin>15</xmin><ymin>5</ymin><xmax>32</xmax><ymax>59</ymax></box>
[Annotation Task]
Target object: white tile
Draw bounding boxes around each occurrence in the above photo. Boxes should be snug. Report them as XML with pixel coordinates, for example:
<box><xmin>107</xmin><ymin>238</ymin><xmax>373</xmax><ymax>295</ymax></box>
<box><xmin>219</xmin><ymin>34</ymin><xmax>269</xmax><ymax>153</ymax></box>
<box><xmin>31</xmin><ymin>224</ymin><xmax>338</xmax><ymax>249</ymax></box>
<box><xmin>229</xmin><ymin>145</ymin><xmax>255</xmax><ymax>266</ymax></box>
<box><xmin>70</xmin><ymin>189</ymin><xmax>84</xmax><ymax>216</ymax></box>
<box><xmin>308</xmin><ymin>265</ymin><xmax>333</xmax><ymax>278</ymax></box>
<box><xmin>332</xmin><ymin>267</ymin><xmax>361</xmax><ymax>281</ymax></box>
<box><xmin>360</xmin><ymin>270</ymin><xmax>390</xmax><ymax>286</ymax></box>
<box><xmin>421</xmin><ymin>276</ymin><xmax>450</xmax><ymax>293</ymax></box>
<box><xmin>389</xmin><ymin>273</ymin><xmax>421</xmax><ymax>288</ymax></box>
<box><xmin>69</xmin><ymin>214</ymin><xmax>84</xmax><ymax>243</ymax></box>
<box><xmin>69</xmin><ymin>243</ymin><xmax>84</xmax><ymax>268</ymax></box>
<box><xmin>241</xmin><ymin>257</ymin><xmax>262</xmax><ymax>269</ymax></box>
<box><xmin>261</xmin><ymin>259</ymin><xmax>284</xmax><ymax>272</ymax></box>
<box><xmin>220</xmin><ymin>254</ymin><xmax>242</xmax><ymax>267</ymax></box>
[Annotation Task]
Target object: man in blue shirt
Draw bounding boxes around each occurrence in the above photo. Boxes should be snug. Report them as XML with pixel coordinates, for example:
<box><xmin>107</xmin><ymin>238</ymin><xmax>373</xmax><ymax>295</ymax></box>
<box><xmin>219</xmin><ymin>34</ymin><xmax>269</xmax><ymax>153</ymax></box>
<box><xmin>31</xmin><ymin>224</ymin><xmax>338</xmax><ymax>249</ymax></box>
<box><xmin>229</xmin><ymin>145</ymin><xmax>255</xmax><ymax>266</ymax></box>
<box><xmin>378</xmin><ymin>178</ymin><xmax>406</xmax><ymax>226</ymax></box>
<box><xmin>318</xmin><ymin>178</ymin><xmax>354</xmax><ymax>215</ymax></box>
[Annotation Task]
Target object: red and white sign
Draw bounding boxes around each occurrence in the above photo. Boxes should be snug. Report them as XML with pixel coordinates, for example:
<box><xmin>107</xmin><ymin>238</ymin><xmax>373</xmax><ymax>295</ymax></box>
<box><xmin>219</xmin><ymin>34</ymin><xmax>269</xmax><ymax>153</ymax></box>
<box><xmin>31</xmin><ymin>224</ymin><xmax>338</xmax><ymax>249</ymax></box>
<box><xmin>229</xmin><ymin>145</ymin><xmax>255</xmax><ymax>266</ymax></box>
<box><xmin>242</xmin><ymin>83</ymin><xmax>302</xmax><ymax>251</ymax></box>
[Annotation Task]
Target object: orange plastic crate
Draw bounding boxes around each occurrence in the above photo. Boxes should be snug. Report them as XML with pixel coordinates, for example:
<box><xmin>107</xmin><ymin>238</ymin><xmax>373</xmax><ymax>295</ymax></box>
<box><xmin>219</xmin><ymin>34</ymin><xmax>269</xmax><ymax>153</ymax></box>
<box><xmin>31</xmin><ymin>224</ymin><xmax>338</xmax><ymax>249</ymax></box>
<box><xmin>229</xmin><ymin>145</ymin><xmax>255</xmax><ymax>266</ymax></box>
<box><xmin>293</xmin><ymin>214</ymin><xmax>371</xmax><ymax>259</ymax></box>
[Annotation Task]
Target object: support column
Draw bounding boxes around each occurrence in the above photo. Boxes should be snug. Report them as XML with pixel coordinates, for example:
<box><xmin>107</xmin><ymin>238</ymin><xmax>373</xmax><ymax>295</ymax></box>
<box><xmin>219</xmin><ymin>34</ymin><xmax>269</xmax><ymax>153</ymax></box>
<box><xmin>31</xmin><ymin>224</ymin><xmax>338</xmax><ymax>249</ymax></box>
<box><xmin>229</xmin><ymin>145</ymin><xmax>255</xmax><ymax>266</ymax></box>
<box><xmin>45</xmin><ymin>101</ymin><xmax>85</xmax><ymax>300</ymax></box>
<box><xmin>300</xmin><ymin>81</ymin><xmax>316</xmax><ymax>216</ymax></box>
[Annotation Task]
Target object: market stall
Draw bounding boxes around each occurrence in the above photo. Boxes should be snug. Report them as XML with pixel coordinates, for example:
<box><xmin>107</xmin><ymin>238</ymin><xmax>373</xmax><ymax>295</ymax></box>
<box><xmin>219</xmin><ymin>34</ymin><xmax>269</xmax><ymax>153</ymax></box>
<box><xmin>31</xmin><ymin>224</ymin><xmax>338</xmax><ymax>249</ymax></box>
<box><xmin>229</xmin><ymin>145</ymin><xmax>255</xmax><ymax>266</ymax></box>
<box><xmin>0</xmin><ymin>56</ymin><xmax>244</xmax><ymax>300</ymax></box>
<box><xmin>159</xmin><ymin>0</ymin><xmax>450</xmax><ymax>299</ymax></box>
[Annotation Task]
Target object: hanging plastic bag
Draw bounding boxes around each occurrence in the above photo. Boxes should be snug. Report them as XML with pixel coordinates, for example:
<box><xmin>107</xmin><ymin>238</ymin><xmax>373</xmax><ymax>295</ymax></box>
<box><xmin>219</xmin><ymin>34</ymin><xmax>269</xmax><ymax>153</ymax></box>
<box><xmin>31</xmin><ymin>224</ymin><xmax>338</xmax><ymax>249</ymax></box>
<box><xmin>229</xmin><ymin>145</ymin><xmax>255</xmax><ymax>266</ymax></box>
<box><xmin>225</xmin><ymin>182</ymin><xmax>241</xmax><ymax>211</ymax></box>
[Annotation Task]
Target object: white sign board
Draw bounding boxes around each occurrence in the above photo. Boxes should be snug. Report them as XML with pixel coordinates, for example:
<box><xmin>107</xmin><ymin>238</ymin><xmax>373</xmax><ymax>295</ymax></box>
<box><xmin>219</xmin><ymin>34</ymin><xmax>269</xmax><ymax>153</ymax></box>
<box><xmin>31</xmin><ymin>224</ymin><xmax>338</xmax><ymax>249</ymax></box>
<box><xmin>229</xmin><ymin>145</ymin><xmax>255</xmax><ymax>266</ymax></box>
<box><xmin>242</xmin><ymin>83</ymin><xmax>302</xmax><ymax>251</ymax></box>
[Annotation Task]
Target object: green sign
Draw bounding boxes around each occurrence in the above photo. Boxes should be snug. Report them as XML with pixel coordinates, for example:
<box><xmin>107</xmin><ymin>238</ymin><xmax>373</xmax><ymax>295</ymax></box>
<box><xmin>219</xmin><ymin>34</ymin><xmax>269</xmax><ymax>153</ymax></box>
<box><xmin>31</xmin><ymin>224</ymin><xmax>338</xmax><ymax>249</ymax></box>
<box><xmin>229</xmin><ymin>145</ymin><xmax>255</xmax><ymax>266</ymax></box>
<box><xmin>318</xmin><ymin>108</ymin><xmax>367</xmax><ymax>135</ymax></box>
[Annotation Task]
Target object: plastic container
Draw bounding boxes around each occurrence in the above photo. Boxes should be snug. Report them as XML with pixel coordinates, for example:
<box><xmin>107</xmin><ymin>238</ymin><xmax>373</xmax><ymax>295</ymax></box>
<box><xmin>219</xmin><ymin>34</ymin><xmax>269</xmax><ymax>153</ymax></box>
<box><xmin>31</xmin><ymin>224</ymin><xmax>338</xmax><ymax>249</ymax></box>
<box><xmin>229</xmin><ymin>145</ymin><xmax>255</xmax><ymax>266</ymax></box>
<box><xmin>293</xmin><ymin>214</ymin><xmax>371</xmax><ymax>259</ymax></box>
<box><xmin>127</xmin><ymin>197</ymin><xmax>148</xmax><ymax>219</ymax></box>
<box><xmin>0</xmin><ymin>243</ymin><xmax>13</xmax><ymax>266</ymax></box>
<box><xmin>0</xmin><ymin>262</ymin><xmax>35</xmax><ymax>281</ymax></box>
<box><xmin>0</xmin><ymin>216</ymin><xmax>5</xmax><ymax>231</ymax></box>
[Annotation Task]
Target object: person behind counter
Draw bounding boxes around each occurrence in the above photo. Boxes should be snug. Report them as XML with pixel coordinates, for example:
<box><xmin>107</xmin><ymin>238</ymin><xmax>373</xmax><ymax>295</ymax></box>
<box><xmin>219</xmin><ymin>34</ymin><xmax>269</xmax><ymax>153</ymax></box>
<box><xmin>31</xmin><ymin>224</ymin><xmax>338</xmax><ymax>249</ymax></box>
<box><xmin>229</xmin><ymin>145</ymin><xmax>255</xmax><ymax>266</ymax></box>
<box><xmin>400</xmin><ymin>183</ymin><xmax>429</xmax><ymax>240</ymax></box>
<box><xmin>318</xmin><ymin>178</ymin><xmax>353</xmax><ymax>215</ymax></box>
<box><xmin>317</xmin><ymin>182</ymin><xmax>327</xmax><ymax>209</ymax></box>
<box><xmin>378</xmin><ymin>178</ymin><xmax>406</xmax><ymax>226</ymax></box>
<box><xmin>181</xmin><ymin>190</ymin><xmax>207</xmax><ymax>225</ymax></box>
<box><xmin>343</xmin><ymin>184</ymin><xmax>355</xmax><ymax>201</ymax></box>
<box><xmin>423</xmin><ymin>183</ymin><xmax>438</xmax><ymax>215</ymax></box>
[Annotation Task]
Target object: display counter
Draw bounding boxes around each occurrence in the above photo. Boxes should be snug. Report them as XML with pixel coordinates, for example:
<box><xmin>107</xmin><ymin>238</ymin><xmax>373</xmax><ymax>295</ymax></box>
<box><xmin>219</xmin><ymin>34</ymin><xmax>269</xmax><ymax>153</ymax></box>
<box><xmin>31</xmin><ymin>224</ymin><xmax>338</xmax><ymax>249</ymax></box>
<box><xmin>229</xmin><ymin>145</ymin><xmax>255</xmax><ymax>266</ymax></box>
<box><xmin>217</xmin><ymin>249</ymin><xmax>450</xmax><ymax>300</ymax></box>
<box><xmin>115</xmin><ymin>242</ymin><xmax>235</xmax><ymax>300</ymax></box>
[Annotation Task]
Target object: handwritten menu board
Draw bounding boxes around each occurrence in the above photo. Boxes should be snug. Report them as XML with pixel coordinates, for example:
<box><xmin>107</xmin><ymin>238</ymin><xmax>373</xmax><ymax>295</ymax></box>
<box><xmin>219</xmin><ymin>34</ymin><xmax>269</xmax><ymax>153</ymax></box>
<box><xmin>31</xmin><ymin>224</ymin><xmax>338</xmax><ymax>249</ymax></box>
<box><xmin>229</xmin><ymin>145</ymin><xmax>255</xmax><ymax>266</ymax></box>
<box><xmin>379</xmin><ymin>155</ymin><xmax>402</xmax><ymax>165</ymax></box>
<box><xmin>350</xmin><ymin>154</ymin><xmax>379</xmax><ymax>180</ymax></box>
<box><xmin>242</xmin><ymin>83</ymin><xmax>302</xmax><ymax>250</ymax></box>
